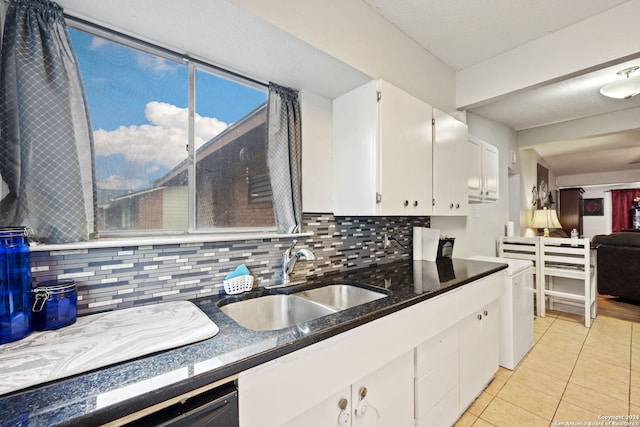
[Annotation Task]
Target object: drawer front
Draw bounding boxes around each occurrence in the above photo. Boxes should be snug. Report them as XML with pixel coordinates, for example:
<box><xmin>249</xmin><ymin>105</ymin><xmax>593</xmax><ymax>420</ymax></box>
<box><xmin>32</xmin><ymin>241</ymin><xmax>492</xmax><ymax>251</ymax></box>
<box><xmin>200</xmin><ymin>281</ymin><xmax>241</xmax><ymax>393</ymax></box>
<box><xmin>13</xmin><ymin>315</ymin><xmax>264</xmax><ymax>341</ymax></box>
<box><xmin>464</xmin><ymin>272</ymin><xmax>505</xmax><ymax>313</ymax></box>
<box><xmin>414</xmin><ymin>325</ymin><xmax>459</xmax><ymax>418</ymax></box>
<box><xmin>416</xmin><ymin>384</ymin><xmax>460</xmax><ymax>427</ymax></box>
<box><xmin>415</xmin><ymin>324</ymin><xmax>459</xmax><ymax>378</ymax></box>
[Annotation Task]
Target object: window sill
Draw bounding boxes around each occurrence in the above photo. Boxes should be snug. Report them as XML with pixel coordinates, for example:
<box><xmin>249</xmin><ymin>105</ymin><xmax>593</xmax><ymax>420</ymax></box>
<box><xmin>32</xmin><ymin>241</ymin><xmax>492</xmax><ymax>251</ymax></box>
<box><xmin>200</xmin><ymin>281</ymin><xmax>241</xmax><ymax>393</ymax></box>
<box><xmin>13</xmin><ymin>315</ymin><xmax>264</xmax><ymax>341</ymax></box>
<box><xmin>29</xmin><ymin>231</ymin><xmax>313</xmax><ymax>252</ymax></box>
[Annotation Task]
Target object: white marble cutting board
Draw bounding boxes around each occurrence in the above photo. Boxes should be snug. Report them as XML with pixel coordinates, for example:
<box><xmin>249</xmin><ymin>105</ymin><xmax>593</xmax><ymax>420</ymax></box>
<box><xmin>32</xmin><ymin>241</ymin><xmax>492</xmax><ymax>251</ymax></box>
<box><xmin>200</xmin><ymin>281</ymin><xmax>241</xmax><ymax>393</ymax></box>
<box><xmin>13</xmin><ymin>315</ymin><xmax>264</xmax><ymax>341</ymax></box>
<box><xmin>0</xmin><ymin>301</ymin><xmax>219</xmax><ymax>396</ymax></box>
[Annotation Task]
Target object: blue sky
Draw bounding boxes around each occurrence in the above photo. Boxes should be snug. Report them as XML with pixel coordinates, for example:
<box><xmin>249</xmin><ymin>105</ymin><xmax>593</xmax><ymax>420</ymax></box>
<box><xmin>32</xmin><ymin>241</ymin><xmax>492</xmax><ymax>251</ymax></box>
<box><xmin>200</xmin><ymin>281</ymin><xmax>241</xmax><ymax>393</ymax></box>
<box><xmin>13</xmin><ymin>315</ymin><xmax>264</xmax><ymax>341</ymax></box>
<box><xmin>68</xmin><ymin>28</ymin><xmax>267</xmax><ymax>191</ymax></box>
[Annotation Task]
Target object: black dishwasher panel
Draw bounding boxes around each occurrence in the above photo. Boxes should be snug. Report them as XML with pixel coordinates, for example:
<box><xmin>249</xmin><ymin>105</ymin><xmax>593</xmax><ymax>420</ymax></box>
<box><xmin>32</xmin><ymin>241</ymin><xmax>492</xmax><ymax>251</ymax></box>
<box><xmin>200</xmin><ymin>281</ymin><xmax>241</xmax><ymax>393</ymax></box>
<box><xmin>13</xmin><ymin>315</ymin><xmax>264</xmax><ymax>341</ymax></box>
<box><xmin>124</xmin><ymin>382</ymin><xmax>238</xmax><ymax>427</ymax></box>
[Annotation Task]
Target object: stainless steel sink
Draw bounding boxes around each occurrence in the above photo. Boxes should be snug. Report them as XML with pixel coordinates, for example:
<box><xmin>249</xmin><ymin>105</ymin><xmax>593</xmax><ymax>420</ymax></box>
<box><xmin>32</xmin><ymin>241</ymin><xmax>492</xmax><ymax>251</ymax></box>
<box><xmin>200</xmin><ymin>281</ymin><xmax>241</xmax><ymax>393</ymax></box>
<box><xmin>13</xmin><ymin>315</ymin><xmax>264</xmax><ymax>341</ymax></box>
<box><xmin>218</xmin><ymin>284</ymin><xmax>388</xmax><ymax>331</ymax></box>
<box><xmin>218</xmin><ymin>294</ymin><xmax>337</xmax><ymax>331</ymax></box>
<box><xmin>296</xmin><ymin>284</ymin><xmax>387</xmax><ymax>310</ymax></box>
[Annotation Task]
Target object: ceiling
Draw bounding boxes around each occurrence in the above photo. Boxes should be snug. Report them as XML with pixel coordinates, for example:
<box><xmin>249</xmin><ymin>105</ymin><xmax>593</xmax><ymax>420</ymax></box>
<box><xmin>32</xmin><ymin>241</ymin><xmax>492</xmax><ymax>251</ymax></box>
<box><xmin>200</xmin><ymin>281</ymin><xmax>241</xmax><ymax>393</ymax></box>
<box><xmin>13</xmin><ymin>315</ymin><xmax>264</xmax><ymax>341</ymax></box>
<box><xmin>364</xmin><ymin>0</ymin><xmax>640</xmax><ymax>179</ymax></box>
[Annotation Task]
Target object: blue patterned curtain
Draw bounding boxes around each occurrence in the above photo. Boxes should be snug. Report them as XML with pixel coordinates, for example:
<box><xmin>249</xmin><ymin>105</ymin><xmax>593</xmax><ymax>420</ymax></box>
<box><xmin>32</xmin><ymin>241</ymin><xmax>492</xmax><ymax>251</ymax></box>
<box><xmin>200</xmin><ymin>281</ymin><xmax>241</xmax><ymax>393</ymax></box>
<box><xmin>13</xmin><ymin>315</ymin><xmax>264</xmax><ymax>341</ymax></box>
<box><xmin>0</xmin><ymin>0</ymin><xmax>96</xmax><ymax>243</ymax></box>
<box><xmin>267</xmin><ymin>83</ymin><xmax>302</xmax><ymax>234</ymax></box>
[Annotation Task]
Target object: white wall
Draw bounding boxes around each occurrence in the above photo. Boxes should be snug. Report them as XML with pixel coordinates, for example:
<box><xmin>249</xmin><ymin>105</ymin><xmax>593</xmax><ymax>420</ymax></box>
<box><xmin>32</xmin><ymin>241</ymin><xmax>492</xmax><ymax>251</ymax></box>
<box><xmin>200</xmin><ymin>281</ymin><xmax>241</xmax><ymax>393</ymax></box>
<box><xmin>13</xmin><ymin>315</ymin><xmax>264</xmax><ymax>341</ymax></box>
<box><xmin>300</xmin><ymin>90</ymin><xmax>333</xmax><ymax>213</ymax></box>
<box><xmin>456</xmin><ymin>1</ymin><xmax>640</xmax><ymax>108</ymax></box>
<box><xmin>577</xmin><ymin>183</ymin><xmax>640</xmax><ymax>238</ymax></box>
<box><xmin>229</xmin><ymin>0</ymin><xmax>456</xmax><ymax>111</ymax></box>
<box><xmin>558</xmin><ymin>169</ymin><xmax>640</xmax><ymax>187</ymax></box>
<box><xmin>581</xmin><ymin>186</ymin><xmax>611</xmax><ymax>238</ymax></box>
<box><xmin>518</xmin><ymin>149</ymin><xmax>559</xmax><ymax>237</ymax></box>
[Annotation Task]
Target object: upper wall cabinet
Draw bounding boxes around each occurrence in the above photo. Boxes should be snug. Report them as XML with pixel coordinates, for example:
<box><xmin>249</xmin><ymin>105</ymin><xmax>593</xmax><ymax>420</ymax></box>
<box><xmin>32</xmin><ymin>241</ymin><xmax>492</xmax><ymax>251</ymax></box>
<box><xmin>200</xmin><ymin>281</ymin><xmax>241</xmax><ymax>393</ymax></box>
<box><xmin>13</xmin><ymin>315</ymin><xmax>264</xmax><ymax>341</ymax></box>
<box><xmin>333</xmin><ymin>80</ymin><xmax>433</xmax><ymax>216</ymax></box>
<box><xmin>432</xmin><ymin>109</ymin><xmax>469</xmax><ymax>216</ymax></box>
<box><xmin>468</xmin><ymin>135</ymin><xmax>499</xmax><ymax>203</ymax></box>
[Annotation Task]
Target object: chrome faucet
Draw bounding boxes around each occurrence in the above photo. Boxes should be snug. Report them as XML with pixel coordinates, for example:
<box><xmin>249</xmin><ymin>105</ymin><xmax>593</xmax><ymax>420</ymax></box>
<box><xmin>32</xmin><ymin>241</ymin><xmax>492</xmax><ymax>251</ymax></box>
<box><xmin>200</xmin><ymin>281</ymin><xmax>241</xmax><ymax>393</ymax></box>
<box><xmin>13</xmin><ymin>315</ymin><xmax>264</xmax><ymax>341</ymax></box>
<box><xmin>282</xmin><ymin>240</ymin><xmax>316</xmax><ymax>285</ymax></box>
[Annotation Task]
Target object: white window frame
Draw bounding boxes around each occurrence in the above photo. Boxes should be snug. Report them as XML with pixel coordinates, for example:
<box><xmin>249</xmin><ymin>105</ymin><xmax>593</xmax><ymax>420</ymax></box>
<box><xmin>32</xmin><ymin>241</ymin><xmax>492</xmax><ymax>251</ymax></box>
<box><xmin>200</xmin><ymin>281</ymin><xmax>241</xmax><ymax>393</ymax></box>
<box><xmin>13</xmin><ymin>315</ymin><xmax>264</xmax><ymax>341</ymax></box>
<box><xmin>66</xmin><ymin>17</ymin><xmax>278</xmax><ymax>240</ymax></box>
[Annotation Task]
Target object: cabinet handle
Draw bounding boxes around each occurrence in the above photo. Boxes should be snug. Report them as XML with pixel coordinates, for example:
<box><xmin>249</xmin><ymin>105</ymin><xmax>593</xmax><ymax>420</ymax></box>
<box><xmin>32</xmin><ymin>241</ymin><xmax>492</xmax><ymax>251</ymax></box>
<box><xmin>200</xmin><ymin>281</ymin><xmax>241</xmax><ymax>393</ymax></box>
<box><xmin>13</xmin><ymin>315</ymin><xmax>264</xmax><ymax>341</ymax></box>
<box><xmin>477</xmin><ymin>314</ymin><xmax>482</xmax><ymax>320</ymax></box>
<box><xmin>484</xmin><ymin>310</ymin><xmax>488</xmax><ymax>316</ymax></box>
<box><xmin>455</xmin><ymin>203</ymin><xmax>460</xmax><ymax>209</ymax></box>
<box><xmin>359</xmin><ymin>386</ymin><xmax>368</xmax><ymax>399</ymax></box>
<box><xmin>354</xmin><ymin>387</ymin><xmax>369</xmax><ymax>419</ymax></box>
<box><xmin>337</xmin><ymin>398</ymin><xmax>350</xmax><ymax>425</ymax></box>
<box><xmin>449</xmin><ymin>203</ymin><xmax>454</xmax><ymax>209</ymax></box>
<box><xmin>413</xmin><ymin>200</ymin><xmax>418</xmax><ymax>207</ymax></box>
<box><xmin>338</xmin><ymin>398</ymin><xmax>348</xmax><ymax>410</ymax></box>
<box><xmin>404</xmin><ymin>200</ymin><xmax>409</xmax><ymax>207</ymax></box>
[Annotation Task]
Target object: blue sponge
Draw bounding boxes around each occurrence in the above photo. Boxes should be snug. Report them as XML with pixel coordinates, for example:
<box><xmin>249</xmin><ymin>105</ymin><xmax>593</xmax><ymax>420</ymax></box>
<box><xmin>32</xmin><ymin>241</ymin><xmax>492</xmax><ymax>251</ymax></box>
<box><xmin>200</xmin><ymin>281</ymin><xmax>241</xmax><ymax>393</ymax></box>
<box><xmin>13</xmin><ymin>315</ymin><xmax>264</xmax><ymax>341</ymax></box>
<box><xmin>225</xmin><ymin>264</ymin><xmax>250</xmax><ymax>279</ymax></box>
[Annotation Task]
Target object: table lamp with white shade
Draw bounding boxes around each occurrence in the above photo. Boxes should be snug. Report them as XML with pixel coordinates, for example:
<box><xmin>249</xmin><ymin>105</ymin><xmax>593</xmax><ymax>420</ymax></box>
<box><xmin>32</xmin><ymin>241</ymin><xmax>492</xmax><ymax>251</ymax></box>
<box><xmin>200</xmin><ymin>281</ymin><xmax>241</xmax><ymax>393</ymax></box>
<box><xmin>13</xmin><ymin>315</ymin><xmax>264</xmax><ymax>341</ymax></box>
<box><xmin>529</xmin><ymin>207</ymin><xmax>563</xmax><ymax>237</ymax></box>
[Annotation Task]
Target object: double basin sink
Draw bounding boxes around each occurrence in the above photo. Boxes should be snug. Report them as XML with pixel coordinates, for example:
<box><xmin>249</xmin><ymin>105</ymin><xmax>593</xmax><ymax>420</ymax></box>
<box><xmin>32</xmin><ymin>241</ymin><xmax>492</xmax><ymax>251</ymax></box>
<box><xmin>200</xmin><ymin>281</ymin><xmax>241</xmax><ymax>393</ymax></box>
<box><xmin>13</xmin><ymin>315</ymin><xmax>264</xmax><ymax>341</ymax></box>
<box><xmin>218</xmin><ymin>284</ymin><xmax>389</xmax><ymax>331</ymax></box>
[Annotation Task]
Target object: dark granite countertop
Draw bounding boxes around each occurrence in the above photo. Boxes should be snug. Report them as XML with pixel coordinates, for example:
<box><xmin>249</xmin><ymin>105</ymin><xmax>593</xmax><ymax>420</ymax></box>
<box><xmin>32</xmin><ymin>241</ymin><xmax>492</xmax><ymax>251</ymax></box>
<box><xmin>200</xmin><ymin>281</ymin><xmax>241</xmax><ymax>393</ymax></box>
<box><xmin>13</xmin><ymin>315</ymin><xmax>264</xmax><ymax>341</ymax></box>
<box><xmin>0</xmin><ymin>257</ymin><xmax>506</xmax><ymax>426</ymax></box>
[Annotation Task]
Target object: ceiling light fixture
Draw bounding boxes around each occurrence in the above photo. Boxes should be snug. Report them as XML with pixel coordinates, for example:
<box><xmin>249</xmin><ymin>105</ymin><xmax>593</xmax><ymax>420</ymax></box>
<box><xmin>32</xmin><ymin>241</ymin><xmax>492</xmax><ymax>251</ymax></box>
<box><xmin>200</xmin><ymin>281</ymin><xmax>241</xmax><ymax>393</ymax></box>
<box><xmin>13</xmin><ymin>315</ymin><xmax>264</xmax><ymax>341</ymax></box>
<box><xmin>600</xmin><ymin>66</ymin><xmax>640</xmax><ymax>99</ymax></box>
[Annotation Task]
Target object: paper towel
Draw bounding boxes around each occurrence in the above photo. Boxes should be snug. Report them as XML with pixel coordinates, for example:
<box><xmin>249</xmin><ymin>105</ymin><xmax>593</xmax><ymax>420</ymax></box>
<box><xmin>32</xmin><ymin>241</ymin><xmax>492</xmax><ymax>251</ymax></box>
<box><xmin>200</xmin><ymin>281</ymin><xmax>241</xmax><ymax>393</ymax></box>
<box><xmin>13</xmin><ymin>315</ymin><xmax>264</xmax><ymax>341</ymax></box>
<box><xmin>413</xmin><ymin>227</ymin><xmax>441</xmax><ymax>261</ymax></box>
<box><xmin>506</xmin><ymin>221</ymin><xmax>515</xmax><ymax>237</ymax></box>
<box><xmin>412</xmin><ymin>227</ymin><xmax>423</xmax><ymax>260</ymax></box>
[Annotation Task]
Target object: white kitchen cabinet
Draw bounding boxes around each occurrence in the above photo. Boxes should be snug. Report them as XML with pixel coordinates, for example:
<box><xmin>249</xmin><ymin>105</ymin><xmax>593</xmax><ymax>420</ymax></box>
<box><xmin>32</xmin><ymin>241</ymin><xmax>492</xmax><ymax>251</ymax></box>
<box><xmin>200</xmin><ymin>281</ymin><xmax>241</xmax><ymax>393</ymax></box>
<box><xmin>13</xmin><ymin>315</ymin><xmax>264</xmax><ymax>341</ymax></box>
<box><xmin>459</xmin><ymin>299</ymin><xmax>500</xmax><ymax>410</ymax></box>
<box><xmin>237</xmin><ymin>301</ymin><xmax>421</xmax><ymax>427</ymax></box>
<box><xmin>238</xmin><ymin>271</ymin><xmax>505</xmax><ymax>427</ymax></box>
<box><xmin>414</xmin><ymin>271</ymin><xmax>503</xmax><ymax>426</ymax></box>
<box><xmin>286</xmin><ymin>351</ymin><xmax>414</xmax><ymax>427</ymax></box>
<box><xmin>432</xmin><ymin>109</ymin><xmax>469</xmax><ymax>216</ymax></box>
<box><xmin>468</xmin><ymin>135</ymin><xmax>499</xmax><ymax>203</ymax></box>
<box><xmin>351</xmin><ymin>351</ymin><xmax>414</xmax><ymax>426</ymax></box>
<box><xmin>282</xmin><ymin>387</ymin><xmax>352</xmax><ymax>427</ymax></box>
<box><xmin>333</xmin><ymin>79</ymin><xmax>433</xmax><ymax>216</ymax></box>
<box><xmin>284</xmin><ymin>352</ymin><xmax>413</xmax><ymax>427</ymax></box>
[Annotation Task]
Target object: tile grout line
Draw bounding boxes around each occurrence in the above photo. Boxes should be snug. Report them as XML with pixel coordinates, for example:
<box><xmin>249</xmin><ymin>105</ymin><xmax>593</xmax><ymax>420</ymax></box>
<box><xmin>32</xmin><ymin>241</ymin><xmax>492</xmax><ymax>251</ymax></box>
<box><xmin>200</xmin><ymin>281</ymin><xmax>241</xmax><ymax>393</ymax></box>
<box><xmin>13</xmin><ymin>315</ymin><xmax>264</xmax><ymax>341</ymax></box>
<box><xmin>547</xmin><ymin>316</ymin><xmax>592</xmax><ymax>426</ymax></box>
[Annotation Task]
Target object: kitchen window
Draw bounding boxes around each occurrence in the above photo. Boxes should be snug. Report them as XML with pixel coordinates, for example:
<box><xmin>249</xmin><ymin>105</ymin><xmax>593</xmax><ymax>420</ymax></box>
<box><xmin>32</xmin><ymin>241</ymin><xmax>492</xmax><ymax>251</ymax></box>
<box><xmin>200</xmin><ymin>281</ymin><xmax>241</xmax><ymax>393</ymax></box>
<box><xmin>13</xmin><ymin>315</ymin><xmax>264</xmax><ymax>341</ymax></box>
<box><xmin>67</xmin><ymin>22</ymin><xmax>275</xmax><ymax>236</ymax></box>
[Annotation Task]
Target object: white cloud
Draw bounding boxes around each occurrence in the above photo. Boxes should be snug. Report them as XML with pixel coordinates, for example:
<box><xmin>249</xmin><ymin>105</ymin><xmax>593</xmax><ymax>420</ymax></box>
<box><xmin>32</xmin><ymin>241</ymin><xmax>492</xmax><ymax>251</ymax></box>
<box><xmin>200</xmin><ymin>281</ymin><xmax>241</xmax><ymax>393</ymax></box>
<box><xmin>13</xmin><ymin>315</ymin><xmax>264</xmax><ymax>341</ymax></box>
<box><xmin>136</xmin><ymin>52</ymin><xmax>181</xmax><ymax>74</ymax></box>
<box><xmin>89</xmin><ymin>37</ymin><xmax>109</xmax><ymax>50</ymax></box>
<box><xmin>98</xmin><ymin>175</ymin><xmax>146</xmax><ymax>191</ymax></box>
<box><xmin>94</xmin><ymin>102</ymin><xmax>228</xmax><ymax>169</ymax></box>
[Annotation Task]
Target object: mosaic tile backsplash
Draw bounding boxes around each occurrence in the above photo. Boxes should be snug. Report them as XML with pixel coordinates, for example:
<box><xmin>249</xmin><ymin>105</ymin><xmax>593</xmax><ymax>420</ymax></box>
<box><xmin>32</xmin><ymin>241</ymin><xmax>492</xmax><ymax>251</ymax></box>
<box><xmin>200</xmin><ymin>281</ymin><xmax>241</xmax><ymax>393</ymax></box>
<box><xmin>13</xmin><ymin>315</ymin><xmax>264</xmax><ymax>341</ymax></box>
<box><xmin>30</xmin><ymin>214</ymin><xmax>430</xmax><ymax>316</ymax></box>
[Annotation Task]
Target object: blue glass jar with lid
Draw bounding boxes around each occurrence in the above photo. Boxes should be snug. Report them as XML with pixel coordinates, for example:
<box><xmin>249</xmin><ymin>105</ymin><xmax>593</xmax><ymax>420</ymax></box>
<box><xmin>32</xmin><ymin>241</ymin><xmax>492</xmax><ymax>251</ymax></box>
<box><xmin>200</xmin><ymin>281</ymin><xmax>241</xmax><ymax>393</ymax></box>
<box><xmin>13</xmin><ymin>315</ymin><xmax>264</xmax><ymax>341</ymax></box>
<box><xmin>0</xmin><ymin>227</ymin><xmax>32</xmax><ymax>344</ymax></box>
<box><xmin>32</xmin><ymin>280</ymin><xmax>77</xmax><ymax>330</ymax></box>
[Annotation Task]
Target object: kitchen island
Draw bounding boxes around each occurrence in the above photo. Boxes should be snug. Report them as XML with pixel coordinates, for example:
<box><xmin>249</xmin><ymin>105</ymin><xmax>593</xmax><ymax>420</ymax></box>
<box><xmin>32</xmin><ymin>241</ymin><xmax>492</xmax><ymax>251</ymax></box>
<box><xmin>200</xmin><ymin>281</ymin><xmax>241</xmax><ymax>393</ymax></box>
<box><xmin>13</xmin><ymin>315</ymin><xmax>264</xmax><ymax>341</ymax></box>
<box><xmin>0</xmin><ymin>258</ymin><xmax>506</xmax><ymax>426</ymax></box>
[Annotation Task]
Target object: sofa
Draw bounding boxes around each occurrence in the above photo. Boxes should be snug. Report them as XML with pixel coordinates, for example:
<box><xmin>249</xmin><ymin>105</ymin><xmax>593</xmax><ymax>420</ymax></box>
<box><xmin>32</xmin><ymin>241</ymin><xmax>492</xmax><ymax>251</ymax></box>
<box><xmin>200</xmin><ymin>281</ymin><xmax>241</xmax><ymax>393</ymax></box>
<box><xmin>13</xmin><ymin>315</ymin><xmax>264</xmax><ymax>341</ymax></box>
<box><xmin>592</xmin><ymin>232</ymin><xmax>640</xmax><ymax>302</ymax></box>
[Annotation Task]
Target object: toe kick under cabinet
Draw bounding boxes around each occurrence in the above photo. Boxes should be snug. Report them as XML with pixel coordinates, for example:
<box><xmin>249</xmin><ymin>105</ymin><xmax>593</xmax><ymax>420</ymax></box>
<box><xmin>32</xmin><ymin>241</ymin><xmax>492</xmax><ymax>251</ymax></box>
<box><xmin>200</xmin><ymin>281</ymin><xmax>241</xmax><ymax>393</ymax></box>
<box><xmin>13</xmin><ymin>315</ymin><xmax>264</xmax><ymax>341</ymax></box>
<box><xmin>238</xmin><ymin>271</ymin><xmax>505</xmax><ymax>427</ymax></box>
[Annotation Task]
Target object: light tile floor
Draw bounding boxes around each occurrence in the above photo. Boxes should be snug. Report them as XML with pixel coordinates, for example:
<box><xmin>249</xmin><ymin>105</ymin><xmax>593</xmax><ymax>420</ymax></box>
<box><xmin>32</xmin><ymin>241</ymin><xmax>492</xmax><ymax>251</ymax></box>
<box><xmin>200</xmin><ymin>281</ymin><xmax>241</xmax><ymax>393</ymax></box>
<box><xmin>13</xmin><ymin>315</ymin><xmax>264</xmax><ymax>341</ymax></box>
<box><xmin>455</xmin><ymin>311</ymin><xmax>640</xmax><ymax>427</ymax></box>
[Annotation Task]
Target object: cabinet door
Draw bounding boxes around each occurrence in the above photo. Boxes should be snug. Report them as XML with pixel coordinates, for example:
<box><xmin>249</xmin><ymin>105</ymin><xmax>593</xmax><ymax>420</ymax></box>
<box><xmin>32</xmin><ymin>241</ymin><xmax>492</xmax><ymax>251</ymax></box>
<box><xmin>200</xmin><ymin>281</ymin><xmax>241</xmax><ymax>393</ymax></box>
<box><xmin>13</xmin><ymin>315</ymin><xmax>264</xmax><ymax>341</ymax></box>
<box><xmin>482</xmin><ymin>143</ymin><xmax>499</xmax><ymax>201</ymax></box>
<box><xmin>459</xmin><ymin>300</ymin><xmax>499</xmax><ymax>411</ymax></box>
<box><xmin>351</xmin><ymin>350</ymin><xmax>414</xmax><ymax>427</ymax></box>
<box><xmin>468</xmin><ymin>136</ymin><xmax>499</xmax><ymax>203</ymax></box>
<box><xmin>282</xmin><ymin>387</ymin><xmax>352</xmax><ymax>427</ymax></box>
<box><xmin>559</xmin><ymin>188</ymin><xmax>584</xmax><ymax>235</ymax></box>
<box><xmin>333</xmin><ymin>80</ymin><xmax>379</xmax><ymax>215</ymax></box>
<box><xmin>285</xmin><ymin>352</ymin><xmax>414</xmax><ymax>427</ymax></box>
<box><xmin>467</xmin><ymin>136</ymin><xmax>483</xmax><ymax>201</ymax></box>
<box><xmin>378</xmin><ymin>80</ymin><xmax>433</xmax><ymax>216</ymax></box>
<box><xmin>333</xmin><ymin>80</ymin><xmax>433</xmax><ymax>216</ymax></box>
<box><xmin>432</xmin><ymin>109</ymin><xmax>468</xmax><ymax>216</ymax></box>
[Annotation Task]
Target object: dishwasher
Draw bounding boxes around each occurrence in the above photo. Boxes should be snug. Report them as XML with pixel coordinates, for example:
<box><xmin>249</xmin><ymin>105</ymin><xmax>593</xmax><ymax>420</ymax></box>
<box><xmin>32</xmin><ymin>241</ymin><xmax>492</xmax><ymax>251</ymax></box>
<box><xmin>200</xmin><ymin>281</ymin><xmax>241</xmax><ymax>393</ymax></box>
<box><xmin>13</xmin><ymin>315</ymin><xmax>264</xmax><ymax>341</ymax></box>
<box><xmin>468</xmin><ymin>256</ymin><xmax>534</xmax><ymax>370</ymax></box>
<box><xmin>121</xmin><ymin>380</ymin><xmax>238</xmax><ymax>427</ymax></box>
